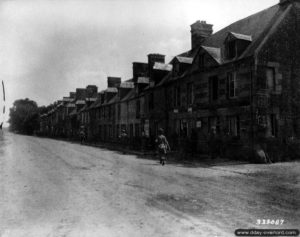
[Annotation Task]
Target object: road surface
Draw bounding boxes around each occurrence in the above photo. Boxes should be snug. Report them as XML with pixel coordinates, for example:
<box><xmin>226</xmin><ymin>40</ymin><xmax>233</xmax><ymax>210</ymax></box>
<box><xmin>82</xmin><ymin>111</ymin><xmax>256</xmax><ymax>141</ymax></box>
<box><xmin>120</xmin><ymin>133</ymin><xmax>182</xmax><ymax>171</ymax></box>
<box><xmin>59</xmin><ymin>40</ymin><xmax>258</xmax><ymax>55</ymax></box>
<box><xmin>0</xmin><ymin>132</ymin><xmax>299</xmax><ymax>237</ymax></box>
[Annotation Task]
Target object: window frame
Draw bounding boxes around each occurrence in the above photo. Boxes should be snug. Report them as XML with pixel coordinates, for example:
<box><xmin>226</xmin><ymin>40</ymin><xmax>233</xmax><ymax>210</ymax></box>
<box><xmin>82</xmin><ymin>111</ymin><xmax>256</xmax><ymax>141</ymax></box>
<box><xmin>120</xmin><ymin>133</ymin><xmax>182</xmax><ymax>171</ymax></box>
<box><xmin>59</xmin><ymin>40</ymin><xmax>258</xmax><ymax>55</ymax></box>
<box><xmin>226</xmin><ymin>40</ymin><xmax>236</xmax><ymax>59</ymax></box>
<box><xmin>266</xmin><ymin>67</ymin><xmax>276</xmax><ymax>91</ymax></box>
<box><xmin>209</xmin><ymin>76</ymin><xmax>219</xmax><ymax>102</ymax></box>
<box><xmin>227</xmin><ymin>72</ymin><xmax>237</xmax><ymax>98</ymax></box>
<box><xmin>187</xmin><ymin>82</ymin><xmax>194</xmax><ymax>106</ymax></box>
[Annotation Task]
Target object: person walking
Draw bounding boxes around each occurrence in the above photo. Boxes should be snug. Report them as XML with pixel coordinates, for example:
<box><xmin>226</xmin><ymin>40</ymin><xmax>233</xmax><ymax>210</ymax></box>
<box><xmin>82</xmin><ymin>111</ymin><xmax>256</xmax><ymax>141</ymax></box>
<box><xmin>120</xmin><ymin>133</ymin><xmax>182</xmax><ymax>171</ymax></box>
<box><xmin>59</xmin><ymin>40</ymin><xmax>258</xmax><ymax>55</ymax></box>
<box><xmin>119</xmin><ymin>129</ymin><xmax>128</xmax><ymax>153</ymax></box>
<box><xmin>155</xmin><ymin>128</ymin><xmax>170</xmax><ymax>166</ymax></box>
<box><xmin>80</xmin><ymin>128</ymin><xmax>86</xmax><ymax>145</ymax></box>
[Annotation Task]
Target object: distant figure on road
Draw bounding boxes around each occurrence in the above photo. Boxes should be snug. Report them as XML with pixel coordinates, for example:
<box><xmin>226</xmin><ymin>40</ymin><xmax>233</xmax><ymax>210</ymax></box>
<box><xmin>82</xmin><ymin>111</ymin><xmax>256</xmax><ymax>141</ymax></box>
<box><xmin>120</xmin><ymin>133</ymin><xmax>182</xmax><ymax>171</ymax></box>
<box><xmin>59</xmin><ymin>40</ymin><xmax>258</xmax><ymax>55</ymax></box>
<box><xmin>254</xmin><ymin>144</ymin><xmax>272</xmax><ymax>164</ymax></box>
<box><xmin>119</xmin><ymin>129</ymin><xmax>128</xmax><ymax>152</ymax></box>
<box><xmin>208</xmin><ymin>126</ymin><xmax>221</xmax><ymax>159</ymax></box>
<box><xmin>141</xmin><ymin>130</ymin><xmax>146</xmax><ymax>152</ymax></box>
<box><xmin>119</xmin><ymin>129</ymin><xmax>128</xmax><ymax>142</ymax></box>
<box><xmin>155</xmin><ymin>128</ymin><xmax>170</xmax><ymax>166</ymax></box>
<box><xmin>80</xmin><ymin>126</ymin><xmax>86</xmax><ymax>145</ymax></box>
<box><xmin>190</xmin><ymin>128</ymin><xmax>198</xmax><ymax>156</ymax></box>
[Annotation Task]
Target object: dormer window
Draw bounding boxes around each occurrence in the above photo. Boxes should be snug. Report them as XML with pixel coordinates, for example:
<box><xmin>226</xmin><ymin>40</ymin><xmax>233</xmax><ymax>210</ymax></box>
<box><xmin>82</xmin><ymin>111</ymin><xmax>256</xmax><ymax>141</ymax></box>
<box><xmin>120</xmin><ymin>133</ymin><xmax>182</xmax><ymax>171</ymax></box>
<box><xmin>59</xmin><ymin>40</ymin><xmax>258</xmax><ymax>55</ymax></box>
<box><xmin>172</xmin><ymin>56</ymin><xmax>193</xmax><ymax>76</ymax></box>
<box><xmin>225</xmin><ymin>32</ymin><xmax>252</xmax><ymax>60</ymax></box>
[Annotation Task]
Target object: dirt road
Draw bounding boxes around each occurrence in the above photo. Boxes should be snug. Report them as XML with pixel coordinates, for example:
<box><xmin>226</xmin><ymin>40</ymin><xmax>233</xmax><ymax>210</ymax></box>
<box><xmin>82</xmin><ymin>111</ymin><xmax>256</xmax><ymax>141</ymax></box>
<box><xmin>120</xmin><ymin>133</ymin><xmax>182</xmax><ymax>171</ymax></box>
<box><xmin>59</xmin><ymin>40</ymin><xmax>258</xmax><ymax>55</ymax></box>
<box><xmin>0</xmin><ymin>132</ymin><xmax>299</xmax><ymax>237</ymax></box>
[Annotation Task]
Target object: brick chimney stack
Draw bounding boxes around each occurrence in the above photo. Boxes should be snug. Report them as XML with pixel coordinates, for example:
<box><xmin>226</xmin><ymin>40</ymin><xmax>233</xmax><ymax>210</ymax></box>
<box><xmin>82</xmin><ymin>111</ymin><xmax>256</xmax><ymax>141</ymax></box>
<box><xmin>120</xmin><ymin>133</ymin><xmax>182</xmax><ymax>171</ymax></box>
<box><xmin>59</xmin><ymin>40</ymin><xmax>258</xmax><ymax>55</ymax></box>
<box><xmin>190</xmin><ymin>20</ymin><xmax>213</xmax><ymax>49</ymax></box>
<box><xmin>107</xmin><ymin>77</ymin><xmax>121</xmax><ymax>88</ymax></box>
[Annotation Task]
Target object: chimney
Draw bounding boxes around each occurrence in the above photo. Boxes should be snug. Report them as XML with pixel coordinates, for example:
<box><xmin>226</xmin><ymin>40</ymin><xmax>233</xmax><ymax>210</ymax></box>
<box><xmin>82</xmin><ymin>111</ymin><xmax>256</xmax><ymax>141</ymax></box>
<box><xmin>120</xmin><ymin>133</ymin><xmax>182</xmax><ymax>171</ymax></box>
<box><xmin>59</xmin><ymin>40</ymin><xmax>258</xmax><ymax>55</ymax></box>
<box><xmin>147</xmin><ymin>54</ymin><xmax>165</xmax><ymax>80</ymax></box>
<box><xmin>190</xmin><ymin>20</ymin><xmax>213</xmax><ymax>49</ymax></box>
<box><xmin>69</xmin><ymin>92</ymin><xmax>76</xmax><ymax>99</ymax></box>
<box><xmin>107</xmin><ymin>77</ymin><xmax>121</xmax><ymax>88</ymax></box>
<box><xmin>86</xmin><ymin>85</ymin><xmax>98</xmax><ymax>98</ymax></box>
<box><xmin>75</xmin><ymin>88</ymin><xmax>86</xmax><ymax>100</ymax></box>
<box><xmin>132</xmin><ymin>62</ymin><xmax>148</xmax><ymax>83</ymax></box>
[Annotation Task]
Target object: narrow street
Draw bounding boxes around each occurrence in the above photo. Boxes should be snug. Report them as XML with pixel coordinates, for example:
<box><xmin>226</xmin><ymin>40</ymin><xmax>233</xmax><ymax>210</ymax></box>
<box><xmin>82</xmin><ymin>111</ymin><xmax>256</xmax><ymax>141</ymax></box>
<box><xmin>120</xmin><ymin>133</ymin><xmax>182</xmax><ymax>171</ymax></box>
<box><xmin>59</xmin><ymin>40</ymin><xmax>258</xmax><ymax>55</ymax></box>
<box><xmin>0</xmin><ymin>132</ymin><xmax>299</xmax><ymax>237</ymax></box>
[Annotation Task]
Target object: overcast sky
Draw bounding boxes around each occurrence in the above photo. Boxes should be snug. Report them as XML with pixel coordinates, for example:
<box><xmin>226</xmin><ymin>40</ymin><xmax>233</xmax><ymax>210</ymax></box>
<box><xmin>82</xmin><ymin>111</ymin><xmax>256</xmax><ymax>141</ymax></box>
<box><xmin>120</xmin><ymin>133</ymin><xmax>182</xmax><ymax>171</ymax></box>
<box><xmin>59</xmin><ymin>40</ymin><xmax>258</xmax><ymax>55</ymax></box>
<box><xmin>0</xmin><ymin>0</ymin><xmax>278</xmax><ymax>123</ymax></box>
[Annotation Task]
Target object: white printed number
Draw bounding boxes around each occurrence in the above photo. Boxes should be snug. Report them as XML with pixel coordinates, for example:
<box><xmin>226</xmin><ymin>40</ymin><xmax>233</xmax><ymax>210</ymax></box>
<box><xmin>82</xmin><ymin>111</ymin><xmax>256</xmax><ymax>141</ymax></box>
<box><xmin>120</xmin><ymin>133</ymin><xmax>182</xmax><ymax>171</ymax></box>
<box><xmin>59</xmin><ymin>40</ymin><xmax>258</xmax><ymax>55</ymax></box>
<box><xmin>256</xmin><ymin>219</ymin><xmax>284</xmax><ymax>225</ymax></box>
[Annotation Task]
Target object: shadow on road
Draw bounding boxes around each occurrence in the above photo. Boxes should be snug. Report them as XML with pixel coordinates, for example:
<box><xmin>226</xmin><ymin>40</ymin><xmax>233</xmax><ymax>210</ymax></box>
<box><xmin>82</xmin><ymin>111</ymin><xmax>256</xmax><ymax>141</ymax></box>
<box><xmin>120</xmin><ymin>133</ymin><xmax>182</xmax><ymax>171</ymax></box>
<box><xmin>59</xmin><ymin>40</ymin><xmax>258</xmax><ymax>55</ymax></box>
<box><xmin>135</xmin><ymin>153</ymin><xmax>249</xmax><ymax>169</ymax></box>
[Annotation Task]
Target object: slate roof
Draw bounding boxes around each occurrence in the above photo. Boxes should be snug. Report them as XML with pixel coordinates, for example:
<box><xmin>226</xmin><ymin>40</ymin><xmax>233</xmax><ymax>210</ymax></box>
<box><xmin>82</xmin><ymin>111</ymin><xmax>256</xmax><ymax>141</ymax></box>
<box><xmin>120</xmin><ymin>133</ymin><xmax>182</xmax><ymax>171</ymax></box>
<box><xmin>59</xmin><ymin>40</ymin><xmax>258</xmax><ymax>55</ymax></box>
<box><xmin>137</xmin><ymin>77</ymin><xmax>150</xmax><ymax>84</ymax></box>
<box><xmin>69</xmin><ymin>108</ymin><xmax>77</xmax><ymax>116</ymax></box>
<box><xmin>93</xmin><ymin>99</ymin><xmax>104</xmax><ymax>109</ymax></box>
<box><xmin>107</xmin><ymin>95</ymin><xmax>119</xmax><ymax>105</ymax></box>
<box><xmin>121</xmin><ymin>89</ymin><xmax>135</xmax><ymax>102</ymax></box>
<box><xmin>156</xmin><ymin>73</ymin><xmax>172</xmax><ymax>87</ymax></box>
<box><xmin>175</xmin><ymin>3</ymin><xmax>292</xmax><ymax>66</ymax></box>
<box><xmin>120</xmin><ymin>82</ymin><xmax>134</xmax><ymax>88</ymax></box>
<box><xmin>66</xmin><ymin>102</ymin><xmax>76</xmax><ymax>108</ymax></box>
<box><xmin>75</xmin><ymin>100</ymin><xmax>85</xmax><ymax>105</ymax></box>
<box><xmin>85</xmin><ymin>98</ymin><xmax>97</xmax><ymax>102</ymax></box>
<box><xmin>89</xmin><ymin>98</ymin><xmax>101</xmax><ymax>109</ymax></box>
<box><xmin>201</xmin><ymin>46</ymin><xmax>222</xmax><ymax>64</ymax></box>
<box><xmin>78</xmin><ymin>105</ymin><xmax>88</xmax><ymax>113</ymax></box>
<box><xmin>229</xmin><ymin>32</ymin><xmax>252</xmax><ymax>41</ymax></box>
<box><xmin>105</xmin><ymin>87</ymin><xmax>118</xmax><ymax>93</ymax></box>
<box><xmin>153</xmin><ymin>62</ymin><xmax>173</xmax><ymax>71</ymax></box>
<box><xmin>202</xmin><ymin>4</ymin><xmax>291</xmax><ymax>60</ymax></box>
<box><xmin>175</xmin><ymin>56</ymin><xmax>193</xmax><ymax>64</ymax></box>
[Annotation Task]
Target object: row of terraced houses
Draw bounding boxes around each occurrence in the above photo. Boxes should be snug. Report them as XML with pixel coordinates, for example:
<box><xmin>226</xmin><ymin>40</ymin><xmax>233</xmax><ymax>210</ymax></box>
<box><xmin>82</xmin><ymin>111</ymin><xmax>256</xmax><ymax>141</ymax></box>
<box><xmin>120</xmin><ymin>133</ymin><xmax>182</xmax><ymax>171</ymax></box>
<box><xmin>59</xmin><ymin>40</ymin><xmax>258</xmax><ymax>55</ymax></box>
<box><xmin>40</xmin><ymin>0</ymin><xmax>300</xmax><ymax>154</ymax></box>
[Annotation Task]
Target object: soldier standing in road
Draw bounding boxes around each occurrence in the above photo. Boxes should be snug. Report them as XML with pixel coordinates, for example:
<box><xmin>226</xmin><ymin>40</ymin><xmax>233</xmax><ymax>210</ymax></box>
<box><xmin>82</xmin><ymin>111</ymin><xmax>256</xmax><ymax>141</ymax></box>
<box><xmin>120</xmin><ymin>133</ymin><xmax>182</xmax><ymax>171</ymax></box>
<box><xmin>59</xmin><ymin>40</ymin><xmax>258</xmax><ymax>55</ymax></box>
<box><xmin>155</xmin><ymin>128</ymin><xmax>170</xmax><ymax>166</ymax></box>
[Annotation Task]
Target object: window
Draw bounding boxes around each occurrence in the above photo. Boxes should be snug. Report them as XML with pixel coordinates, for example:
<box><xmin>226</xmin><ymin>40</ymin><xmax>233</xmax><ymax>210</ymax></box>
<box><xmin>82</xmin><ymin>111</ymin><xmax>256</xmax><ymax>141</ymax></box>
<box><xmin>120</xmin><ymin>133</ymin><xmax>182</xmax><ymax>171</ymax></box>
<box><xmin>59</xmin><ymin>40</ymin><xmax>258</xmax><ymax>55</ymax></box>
<box><xmin>109</xmin><ymin>125</ymin><xmax>112</xmax><ymax>138</ymax></box>
<box><xmin>149</xmin><ymin>93</ymin><xmax>154</xmax><ymax>110</ymax></box>
<box><xmin>136</xmin><ymin>100</ymin><xmax>140</xmax><ymax>118</ymax></box>
<box><xmin>208</xmin><ymin>117</ymin><xmax>220</xmax><ymax>134</ymax></box>
<box><xmin>187</xmin><ymin>83</ymin><xmax>194</xmax><ymax>106</ymax></box>
<box><xmin>135</xmin><ymin>123</ymin><xmax>140</xmax><ymax>137</ymax></box>
<box><xmin>116</xmin><ymin>125</ymin><xmax>119</xmax><ymax>136</ymax></box>
<box><xmin>228</xmin><ymin>116</ymin><xmax>240</xmax><ymax>137</ymax></box>
<box><xmin>129</xmin><ymin>124</ymin><xmax>134</xmax><ymax>138</ymax></box>
<box><xmin>209</xmin><ymin>76</ymin><xmax>219</xmax><ymax>101</ymax></box>
<box><xmin>117</xmin><ymin>103</ymin><xmax>121</xmax><ymax>119</ymax></box>
<box><xmin>227</xmin><ymin>72</ymin><xmax>237</xmax><ymax>98</ymax></box>
<box><xmin>226</xmin><ymin>40</ymin><xmax>236</xmax><ymax>59</ymax></box>
<box><xmin>99</xmin><ymin>125</ymin><xmax>102</xmax><ymax>136</ymax></box>
<box><xmin>108</xmin><ymin>106</ymin><xmax>111</xmax><ymax>119</ymax></box>
<box><xmin>174</xmin><ymin>86</ymin><xmax>181</xmax><ymax>107</ymax></box>
<box><xmin>199</xmin><ymin>54</ymin><xmax>205</xmax><ymax>67</ymax></box>
<box><xmin>270</xmin><ymin>114</ymin><xmax>277</xmax><ymax>137</ymax></box>
<box><xmin>266</xmin><ymin>68</ymin><xmax>276</xmax><ymax>91</ymax></box>
<box><xmin>180</xmin><ymin>120</ymin><xmax>188</xmax><ymax>137</ymax></box>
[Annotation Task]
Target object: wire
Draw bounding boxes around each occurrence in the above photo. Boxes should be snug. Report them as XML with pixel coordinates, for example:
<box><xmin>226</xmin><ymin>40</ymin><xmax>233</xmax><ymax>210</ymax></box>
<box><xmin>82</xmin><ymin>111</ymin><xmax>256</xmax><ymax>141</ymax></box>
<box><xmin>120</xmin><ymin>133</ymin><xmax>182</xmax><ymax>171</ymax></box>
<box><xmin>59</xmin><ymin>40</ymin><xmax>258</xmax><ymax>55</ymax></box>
<box><xmin>0</xmin><ymin>80</ymin><xmax>5</xmax><ymax>128</ymax></box>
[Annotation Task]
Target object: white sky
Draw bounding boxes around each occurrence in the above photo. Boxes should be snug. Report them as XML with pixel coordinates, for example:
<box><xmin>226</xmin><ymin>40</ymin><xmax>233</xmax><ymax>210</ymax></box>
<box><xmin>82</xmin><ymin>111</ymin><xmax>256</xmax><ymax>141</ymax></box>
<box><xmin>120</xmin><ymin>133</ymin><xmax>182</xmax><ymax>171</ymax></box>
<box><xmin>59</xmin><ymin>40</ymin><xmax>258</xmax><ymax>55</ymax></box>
<box><xmin>0</xmin><ymin>0</ymin><xmax>278</xmax><ymax>123</ymax></box>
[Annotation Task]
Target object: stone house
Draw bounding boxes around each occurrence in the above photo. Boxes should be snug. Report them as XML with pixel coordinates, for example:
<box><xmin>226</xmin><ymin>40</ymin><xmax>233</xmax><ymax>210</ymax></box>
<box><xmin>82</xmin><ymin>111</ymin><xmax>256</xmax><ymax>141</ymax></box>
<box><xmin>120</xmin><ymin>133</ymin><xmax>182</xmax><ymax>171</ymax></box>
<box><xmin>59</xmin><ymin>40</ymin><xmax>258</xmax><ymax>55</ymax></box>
<box><xmin>164</xmin><ymin>0</ymin><xmax>300</xmax><ymax>153</ymax></box>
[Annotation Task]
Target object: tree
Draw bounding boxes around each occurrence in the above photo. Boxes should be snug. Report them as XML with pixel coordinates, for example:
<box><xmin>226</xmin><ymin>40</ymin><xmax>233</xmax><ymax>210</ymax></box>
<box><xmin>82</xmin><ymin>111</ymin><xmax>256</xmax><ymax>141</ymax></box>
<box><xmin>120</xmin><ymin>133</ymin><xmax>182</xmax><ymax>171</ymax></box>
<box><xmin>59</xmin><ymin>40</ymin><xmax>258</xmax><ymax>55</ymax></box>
<box><xmin>9</xmin><ymin>98</ymin><xmax>40</xmax><ymax>135</ymax></box>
